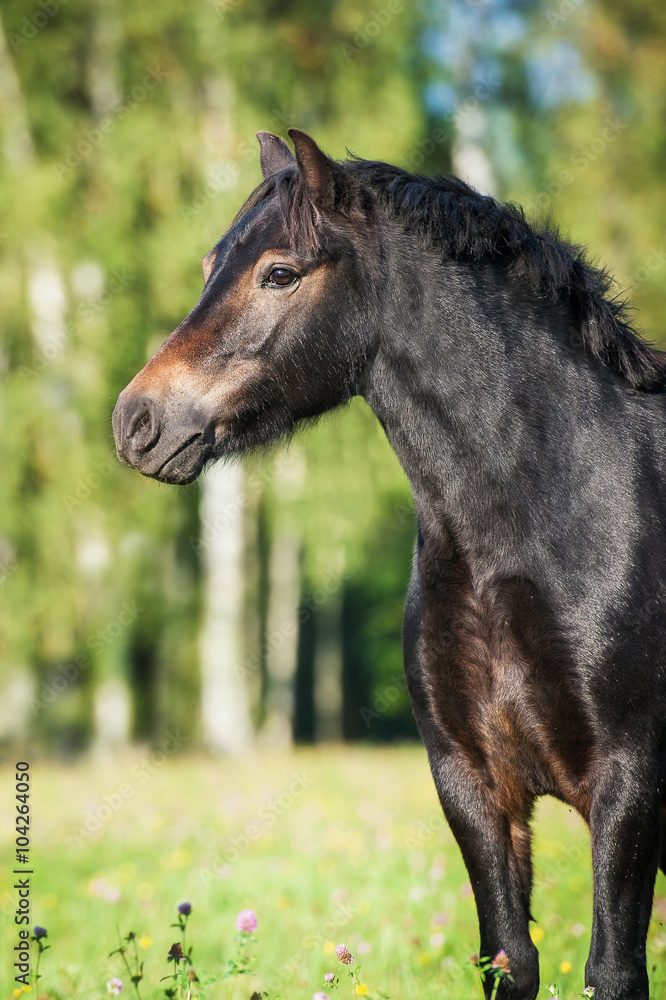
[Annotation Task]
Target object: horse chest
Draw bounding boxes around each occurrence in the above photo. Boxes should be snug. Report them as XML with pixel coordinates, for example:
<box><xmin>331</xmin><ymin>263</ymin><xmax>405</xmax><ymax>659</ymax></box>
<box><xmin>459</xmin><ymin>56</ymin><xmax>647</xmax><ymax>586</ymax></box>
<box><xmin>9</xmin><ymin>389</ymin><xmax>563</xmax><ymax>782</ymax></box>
<box><xmin>417</xmin><ymin>584</ymin><xmax>593</xmax><ymax>816</ymax></box>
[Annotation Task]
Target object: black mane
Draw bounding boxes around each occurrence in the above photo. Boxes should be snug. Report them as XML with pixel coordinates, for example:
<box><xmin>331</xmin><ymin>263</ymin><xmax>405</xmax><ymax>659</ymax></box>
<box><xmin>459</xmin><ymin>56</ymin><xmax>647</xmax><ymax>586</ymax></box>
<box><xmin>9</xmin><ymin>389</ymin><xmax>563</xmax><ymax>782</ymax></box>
<box><xmin>239</xmin><ymin>157</ymin><xmax>666</xmax><ymax>392</ymax></box>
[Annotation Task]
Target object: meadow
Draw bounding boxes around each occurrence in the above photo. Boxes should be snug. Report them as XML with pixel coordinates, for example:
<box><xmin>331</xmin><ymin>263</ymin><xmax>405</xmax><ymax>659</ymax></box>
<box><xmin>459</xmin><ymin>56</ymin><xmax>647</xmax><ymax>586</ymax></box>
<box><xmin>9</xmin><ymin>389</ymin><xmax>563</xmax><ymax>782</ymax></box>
<box><xmin>2</xmin><ymin>746</ymin><xmax>666</xmax><ymax>999</ymax></box>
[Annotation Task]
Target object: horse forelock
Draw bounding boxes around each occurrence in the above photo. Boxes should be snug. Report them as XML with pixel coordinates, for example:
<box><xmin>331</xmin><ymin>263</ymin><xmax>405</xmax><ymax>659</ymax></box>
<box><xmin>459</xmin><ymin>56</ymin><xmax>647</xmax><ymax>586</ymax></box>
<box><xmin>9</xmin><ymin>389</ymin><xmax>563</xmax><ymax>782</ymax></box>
<box><xmin>233</xmin><ymin>164</ymin><xmax>374</xmax><ymax>258</ymax></box>
<box><xmin>232</xmin><ymin>169</ymin><xmax>324</xmax><ymax>256</ymax></box>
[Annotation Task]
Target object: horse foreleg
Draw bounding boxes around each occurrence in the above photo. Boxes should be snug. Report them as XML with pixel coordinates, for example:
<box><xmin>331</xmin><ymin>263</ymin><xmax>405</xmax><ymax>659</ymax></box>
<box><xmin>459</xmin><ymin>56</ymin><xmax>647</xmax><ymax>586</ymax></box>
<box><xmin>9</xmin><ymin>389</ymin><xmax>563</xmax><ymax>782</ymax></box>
<box><xmin>585</xmin><ymin>758</ymin><xmax>660</xmax><ymax>1000</ymax></box>
<box><xmin>424</xmin><ymin>743</ymin><xmax>540</xmax><ymax>999</ymax></box>
<box><xmin>403</xmin><ymin>545</ymin><xmax>538</xmax><ymax>998</ymax></box>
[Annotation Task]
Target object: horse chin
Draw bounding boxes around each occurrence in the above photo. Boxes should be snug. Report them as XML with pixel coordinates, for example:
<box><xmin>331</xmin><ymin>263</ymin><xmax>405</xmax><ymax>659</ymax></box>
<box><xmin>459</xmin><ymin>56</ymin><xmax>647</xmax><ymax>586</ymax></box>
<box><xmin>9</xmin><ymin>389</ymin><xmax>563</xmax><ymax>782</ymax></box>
<box><xmin>152</xmin><ymin>435</ymin><xmax>210</xmax><ymax>485</ymax></box>
<box><xmin>209</xmin><ymin>408</ymin><xmax>297</xmax><ymax>460</ymax></box>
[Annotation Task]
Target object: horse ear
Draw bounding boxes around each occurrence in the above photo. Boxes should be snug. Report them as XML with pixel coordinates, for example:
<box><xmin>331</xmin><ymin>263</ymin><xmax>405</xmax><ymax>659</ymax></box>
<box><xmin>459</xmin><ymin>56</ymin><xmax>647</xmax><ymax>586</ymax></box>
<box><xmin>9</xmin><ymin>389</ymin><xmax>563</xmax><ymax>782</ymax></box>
<box><xmin>256</xmin><ymin>131</ymin><xmax>296</xmax><ymax>178</ymax></box>
<box><xmin>287</xmin><ymin>128</ymin><xmax>342</xmax><ymax>211</ymax></box>
<box><xmin>202</xmin><ymin>247</ymin><xmax>218</xmax><ymax>285</ymax></box>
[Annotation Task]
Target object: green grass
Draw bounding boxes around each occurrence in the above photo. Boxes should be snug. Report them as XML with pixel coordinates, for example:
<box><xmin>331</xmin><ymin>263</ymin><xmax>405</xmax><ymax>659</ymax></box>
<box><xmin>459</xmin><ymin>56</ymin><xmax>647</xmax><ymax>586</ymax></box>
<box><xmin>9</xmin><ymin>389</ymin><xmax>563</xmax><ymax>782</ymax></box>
<box><xmin>2</xmin><ymin>745</ymin><xmax>666</xmax><ymax>999</ymax></box>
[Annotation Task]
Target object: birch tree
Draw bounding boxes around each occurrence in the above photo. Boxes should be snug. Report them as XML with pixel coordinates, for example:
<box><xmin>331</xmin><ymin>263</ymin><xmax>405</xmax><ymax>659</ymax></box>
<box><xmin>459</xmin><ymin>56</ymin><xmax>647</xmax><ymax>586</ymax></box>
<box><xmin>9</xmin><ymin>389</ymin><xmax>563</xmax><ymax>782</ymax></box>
<box><xmin>198</xmin><ymin>462</ymin><xmax>253</xmax><ymax>752</ymax></box>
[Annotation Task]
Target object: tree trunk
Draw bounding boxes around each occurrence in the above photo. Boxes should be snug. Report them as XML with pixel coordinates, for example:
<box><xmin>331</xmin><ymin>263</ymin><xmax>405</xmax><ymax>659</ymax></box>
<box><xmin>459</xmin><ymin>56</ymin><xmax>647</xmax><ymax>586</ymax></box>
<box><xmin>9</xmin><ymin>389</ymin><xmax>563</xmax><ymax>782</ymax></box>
<box><xmin>261</xmin><ymin>530</ymin><xmax>301</xmax><ymax>746</ymax></box>
<box><xmin>259</xmin><ymin>450</ymin><xmax>306</xmax><ymax>744</ymax></box>
<box><xmin>313</xmin><ymin>585</ymin><xmax>344</xmax><ymax>742</ymax></box>
<box><xmin>93</xmin><ymin>677</ymin><xmax>131</xmax><ymax>753</ymax></box>
<box><xmin>0</xmin><ymin>12</ymin><xmax>34</xmax><ymax>166</ymax></box>
<box><xmin>198</xmin><ymin>461</ymin><xmax>254</xmax><ymax>752</ymax></box>
<box><xmin>452</xmin><ymin>133</ymin><xmax>497</xmax><ymax>197</ymax></box>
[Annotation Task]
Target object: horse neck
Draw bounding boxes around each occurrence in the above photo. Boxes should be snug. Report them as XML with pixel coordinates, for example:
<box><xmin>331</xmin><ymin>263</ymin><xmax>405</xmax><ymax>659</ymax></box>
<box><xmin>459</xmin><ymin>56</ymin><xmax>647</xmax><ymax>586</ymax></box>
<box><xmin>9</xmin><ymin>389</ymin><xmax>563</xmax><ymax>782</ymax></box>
<box><xmin>362</xmin><ymin>239</ymin><xmax>611</xmax><ymax>558</ymax></box>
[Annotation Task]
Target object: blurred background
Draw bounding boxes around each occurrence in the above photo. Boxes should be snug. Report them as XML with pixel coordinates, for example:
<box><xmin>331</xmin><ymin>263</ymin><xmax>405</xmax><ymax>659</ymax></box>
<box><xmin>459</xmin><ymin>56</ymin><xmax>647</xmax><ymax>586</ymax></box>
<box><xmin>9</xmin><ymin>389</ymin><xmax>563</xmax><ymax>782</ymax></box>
<box><xmin>1</xmin><ymin>0</ymin><xmax>665</xmax><ymax>760</ymax></box>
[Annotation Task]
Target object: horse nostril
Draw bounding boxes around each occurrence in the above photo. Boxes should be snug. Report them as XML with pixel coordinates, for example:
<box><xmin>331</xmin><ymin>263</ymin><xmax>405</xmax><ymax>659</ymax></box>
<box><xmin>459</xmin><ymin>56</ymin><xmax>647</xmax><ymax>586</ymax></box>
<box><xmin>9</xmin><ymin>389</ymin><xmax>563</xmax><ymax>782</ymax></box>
<box><xmin>126</xmin><ymin>399</ymin><xmax>161</xmax><ymax>453</ymax></box>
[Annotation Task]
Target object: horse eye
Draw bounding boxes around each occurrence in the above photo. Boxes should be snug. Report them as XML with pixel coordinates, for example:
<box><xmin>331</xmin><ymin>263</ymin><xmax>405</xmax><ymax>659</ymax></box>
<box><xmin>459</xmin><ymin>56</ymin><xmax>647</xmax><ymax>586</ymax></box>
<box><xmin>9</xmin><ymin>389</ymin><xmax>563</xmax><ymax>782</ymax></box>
<box><xmin>267</xmin><ymin>267</ymin><xmax>297</xmax><ymax>287</ymax></box>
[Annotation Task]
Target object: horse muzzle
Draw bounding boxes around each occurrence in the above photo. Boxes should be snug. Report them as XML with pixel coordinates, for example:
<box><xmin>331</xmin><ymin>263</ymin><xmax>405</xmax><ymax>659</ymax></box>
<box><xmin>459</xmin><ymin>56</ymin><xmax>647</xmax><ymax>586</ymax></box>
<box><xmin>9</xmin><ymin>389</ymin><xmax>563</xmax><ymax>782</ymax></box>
<box><xmin>112</xmin><ymin>390</ymin><xmax>212</xmax><ymax>485</ymax></box>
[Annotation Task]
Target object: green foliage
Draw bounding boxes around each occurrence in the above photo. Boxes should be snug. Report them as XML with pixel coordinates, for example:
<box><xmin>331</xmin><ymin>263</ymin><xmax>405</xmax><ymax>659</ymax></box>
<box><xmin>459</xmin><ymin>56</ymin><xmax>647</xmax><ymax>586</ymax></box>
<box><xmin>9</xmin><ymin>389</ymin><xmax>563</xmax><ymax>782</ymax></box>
<box><xmin>1</xmin><ymin>0</ymin><xmax>664</xmax><ymax>750</ymax></box>
<box><xmin>0</xmin><ymin>0</ymin><xmax>427</xmax><ymax>749</ymax></box>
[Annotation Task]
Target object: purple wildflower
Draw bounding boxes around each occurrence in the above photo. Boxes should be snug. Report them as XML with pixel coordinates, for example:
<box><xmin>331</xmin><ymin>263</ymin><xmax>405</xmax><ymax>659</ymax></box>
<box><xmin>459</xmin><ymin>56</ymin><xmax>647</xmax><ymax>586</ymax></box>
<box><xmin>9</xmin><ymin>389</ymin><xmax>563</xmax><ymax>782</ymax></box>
<box><xmin>236</xmin><ymin>909</ymin><xmax>258</xmax><ymax>933</ymax></box>
<box><xmin>492</xmin><ymin>949</ymin><xmax>511</xmax><ymax>973</ymax></box>
<box><xmin>335</xmin><ymin>943</ymin><xmax>353</xmax><ymax>965</ymax></box>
